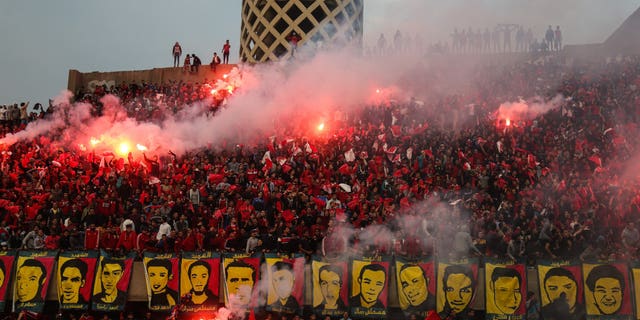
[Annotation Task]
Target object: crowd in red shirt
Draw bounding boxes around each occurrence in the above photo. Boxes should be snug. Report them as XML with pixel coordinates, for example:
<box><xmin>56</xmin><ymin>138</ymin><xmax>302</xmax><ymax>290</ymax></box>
<box><xmin>1</xmin><ymin>55</ymin><xmax>640</xmax><ymax>269</ymax></box>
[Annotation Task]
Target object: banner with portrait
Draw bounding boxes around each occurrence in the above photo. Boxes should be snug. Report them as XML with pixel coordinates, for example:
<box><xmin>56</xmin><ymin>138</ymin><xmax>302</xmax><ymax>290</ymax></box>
<box><xmin>582</xmin><ymin>262</ymin><xmax>633</xmax><ymax>319</ymax></box>
<box><xmin>12</xmin><ymin>250</ymin><xmax>58</xmax><ymax>313</ymax></box>
<box><xmin>436</xmin><ymin>258</ymin><xmax>479</xmax><ymax>319</ymax></box>
<box><xmin>92</xmin><ymin>250</ymin><xmax>136</xmax><ymax>312</ymax></box>
<box><xmin>0</xmin><ymin>250</ymin><xmax>16</xmax><ymax>312</ymax></box>
<box><xmin>57</xmin><ymin>250</ymin><xmax>99</xmax><ymax>310</ymax></box>
<box><xmin>264</xmin><ymin>253</ymin><xmax>305</xmax><ymax>315</ymax></box>
<box><xmin>484</xmin><ymin>258</ymin><xmax>527</xmax><ymax>320</ymax></box>
<box><xmin>143</xmin><ymin>252</ymin><xmax>180</xmax><ymax>312</ymax></box>
<box><xmin>222</xmin><ymin>253</ymin><xmax>261</xmax><ymax>312</ymax></box>
<box><xmin>349</xmin><ymin>256</ymin><xmax>392</xmax><ymax>319</ymax></box>
<box><xmin>179</xmin><ymin>252</ymin><xmax>221</xmax><ymax>313</ymax></box>
<box><xmin>537</xmin><ymin>260</ymin><xmax>584</xmax><ymax>320</ymax></box>
<box><xmin>312</xmin><ymin>256</ymin><xmax>349</xmax><ymax>318</ymax></box>
<box><xmin>395</xmin><ymin>256</ymin><xmax>436</xmax><ymax>319</ymax></box>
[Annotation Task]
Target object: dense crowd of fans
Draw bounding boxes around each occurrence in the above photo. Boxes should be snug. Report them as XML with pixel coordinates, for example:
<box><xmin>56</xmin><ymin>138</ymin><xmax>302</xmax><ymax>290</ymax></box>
<box><xmin>1</xmin><ymin>52</ymin><xmax>640</xmax><ymax>318</ymax></box>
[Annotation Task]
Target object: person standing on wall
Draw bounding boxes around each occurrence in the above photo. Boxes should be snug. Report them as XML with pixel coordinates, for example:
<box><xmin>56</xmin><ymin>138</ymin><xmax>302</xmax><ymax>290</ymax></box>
<box><xmin>222</xmin><ymin>40</ymin><xmax>231</xmax><ymax>64</ymax></box>
<box><xmin>172</xmin><ymin>42</ymin><xmax>182</xmax><ymax>67</ymax></box>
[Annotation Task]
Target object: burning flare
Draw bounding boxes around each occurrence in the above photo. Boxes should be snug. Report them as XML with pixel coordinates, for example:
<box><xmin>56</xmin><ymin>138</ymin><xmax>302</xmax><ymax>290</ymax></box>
<box><xmin>90</xmin><ymin>137</ymin><xmax>101</xmax><ymax>147</ymax></box>
<box><xmin>117</xmin><ymin>142</ymin><xmax>131</xmax><ymax>156</ymax></box>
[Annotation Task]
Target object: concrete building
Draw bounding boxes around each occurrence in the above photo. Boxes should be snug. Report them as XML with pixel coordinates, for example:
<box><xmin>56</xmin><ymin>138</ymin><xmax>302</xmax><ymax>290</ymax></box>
<box><xmin>240</xmin><ymin>0</ymin><xmax>364</xmax><ymax>62</ymax></box>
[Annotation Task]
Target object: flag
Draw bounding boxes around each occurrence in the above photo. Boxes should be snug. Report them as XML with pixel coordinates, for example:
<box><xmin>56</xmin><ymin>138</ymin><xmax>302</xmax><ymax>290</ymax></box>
<box><xmin>261</xmin><ymin>151</ymin><xmax>271</xmax><ymax>164</ymax></box>
<box><xmin>262</xmin><ymin>158</ymin><xmax>273</xmax><ymax>173</ymax></box>
<box><xmin>338</xmin><ymin>164</ymin><xmax>351</xmax><ymax>175</ymax></box>
<box><xmin>588</xmin><ymin>155</ymin><xmax>602</xmax><ymax>167</ymax></box>
<box><xmin>344</xmin><ymin>149</ymin><xmax>356</xmax><ymax>162</ymax></box>
<box><xmin>391</xmin><ymin>125</ymin><xmax>402</xmax><ymax>137</ymax></box>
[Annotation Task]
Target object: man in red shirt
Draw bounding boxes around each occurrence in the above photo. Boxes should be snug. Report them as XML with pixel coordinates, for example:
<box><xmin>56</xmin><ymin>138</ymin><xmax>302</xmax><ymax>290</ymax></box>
<box><xmin>222</xmin><ymin>40</ymin><xmax>231</xmax><ymax>64</ymax></box>
<box><xmin>85</xmin><ymin>224</ymin><xmax>100</xmax><ymax>250</ymax></box>
<box><xmin>100</xmin><ymin>227</ymin><xmax>119</xmax><ymax>252</ymax></box>
<box><xmin>136</xmin><ymin>228</ymin><xmax>154</xmax><ymax>253</ymax></box>
<box><xmin>116</xmin><ymin>224</ymin><xmax>137</xmax><ymax>252</ymax></box>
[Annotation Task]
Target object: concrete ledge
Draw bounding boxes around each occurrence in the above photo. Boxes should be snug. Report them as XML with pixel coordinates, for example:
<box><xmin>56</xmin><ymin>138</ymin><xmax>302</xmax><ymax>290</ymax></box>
<box><xmin>68</xmin><ymin>64</ymin><xmax>238</xmax><ymax>94</ymax></box>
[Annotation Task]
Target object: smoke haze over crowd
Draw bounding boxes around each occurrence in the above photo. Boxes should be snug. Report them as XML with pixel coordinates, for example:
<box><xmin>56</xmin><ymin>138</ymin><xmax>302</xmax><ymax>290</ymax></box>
<box><xmin>0</xmin><ymin>0</ymin><xmax>638</xmax><ymax>107</ymax></box>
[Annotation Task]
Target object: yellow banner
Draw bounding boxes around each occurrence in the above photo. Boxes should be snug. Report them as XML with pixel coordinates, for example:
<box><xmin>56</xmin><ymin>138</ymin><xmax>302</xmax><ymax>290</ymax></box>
<box><xmin>311</xmin><ymin>258</ymin><xmax>348</xmax><ymax>317</ymax></box>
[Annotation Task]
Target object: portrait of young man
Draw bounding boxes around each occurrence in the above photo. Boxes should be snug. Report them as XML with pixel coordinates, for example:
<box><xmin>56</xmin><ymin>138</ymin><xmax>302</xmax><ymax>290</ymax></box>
<box><xmin>225</xmin><ymin>260</ymin><xmax>256</xmax><ymax>309</ymax></box>
<box><xmin>349</xmin><ymin>264</ymin><xmax>386</xmax><ymax>309</ymax></box>
<box><xmin>541</xmin><ymin>267</ymin><xmax>585</xmax><ymax>320</ymax></box>
<box><xmin>439</xmin><ymin>265</ymin><xmax>475</xmax><ymax>318</ymax></box>
<box><xmin>268</xmin><ymin>261</ymin><xmax>299</xmax><ymax>311</ymax></box>
<box><xmin>92</xmin><ymin>259</ymin><xmax>127</xmax><ymax>305</ymax></box>
<box><xmin>146</xmin><ymin>259</ymin><xmax>179</xmax><ymax>308</ymax></box>
<box><xmin>399</xmin><ymin>264</ymin><xmax>435</xmax><ymax>314</ymax></box>
<box><xmin>315</xmin><ymin>264</ymin><xmax>347</xmax><ymax>314</ymax></box>
<box><xmin>59</xmin><ymin>259</ymin><xmax>89</xmax><ymax>305</ymax></box>
<box><xmin>15</xmin><ymin>259</ymin><xmax>47</xmax><ymax>304</ymax></box>
<box><xmin>488</xmin><ymin>267</ymin><xmax>522</xmax><ymax>315</ymax></box>
<box><xmin>184</xmin><ymin>259</ymin><xmax>218</xmax><ymax>307</ymax></box>
<box><xmin>585</xmin><ymin>264</ymin><xmax>625</xmax><ymax>315</ymax></box>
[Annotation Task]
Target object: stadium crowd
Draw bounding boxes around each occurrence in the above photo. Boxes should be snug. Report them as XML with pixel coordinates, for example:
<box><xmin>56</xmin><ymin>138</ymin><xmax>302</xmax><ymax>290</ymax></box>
<box><xmin>2</xmin><ymin>55</ymin><xmax>640</xmax><ymax>262</ymax></box>
<box><xmin>2</xmin><ymin>53</ymin><xmax>640</xmax><ymax>319</ymax></box>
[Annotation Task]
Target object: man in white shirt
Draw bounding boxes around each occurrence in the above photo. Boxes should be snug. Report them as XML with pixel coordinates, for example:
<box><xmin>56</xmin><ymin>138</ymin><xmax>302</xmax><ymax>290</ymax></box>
<box><xmin>156</xmin><ymin>217</ymin><xmax>172</xmax><ymax>241</ymax></box>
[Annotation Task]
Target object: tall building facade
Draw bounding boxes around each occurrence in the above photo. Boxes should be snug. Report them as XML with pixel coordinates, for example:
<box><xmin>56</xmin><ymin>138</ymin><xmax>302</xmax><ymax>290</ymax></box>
<box><xmin>240</xmin><ymin>0</ymin><xmax>364</xmax><ymax>62</ymax></box>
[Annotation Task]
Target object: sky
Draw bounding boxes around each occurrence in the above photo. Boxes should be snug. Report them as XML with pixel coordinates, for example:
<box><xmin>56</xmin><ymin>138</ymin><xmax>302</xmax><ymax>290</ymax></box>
<box><xmin>0</xmin><ymin>0</ymin><xmax>638</xmax><ymax>106</ymax></box>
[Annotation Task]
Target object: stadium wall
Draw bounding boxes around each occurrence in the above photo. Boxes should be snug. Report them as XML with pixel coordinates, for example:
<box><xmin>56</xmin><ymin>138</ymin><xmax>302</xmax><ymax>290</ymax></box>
<box><xmin>67</xmin><ymin>65</ymin><xmax>238</xmax><ymax>95</ymax></box>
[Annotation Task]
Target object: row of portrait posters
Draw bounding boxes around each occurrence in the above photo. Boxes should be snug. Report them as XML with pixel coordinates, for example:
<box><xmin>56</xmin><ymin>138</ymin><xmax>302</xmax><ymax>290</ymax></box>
<box><xmin>312</xmin><ymin>256</ymin><xmax>393</xmax><ymax>319</ymax></box>
<box><xmin>537</xmin><ymin>260</ymin><xmax>636</xmax><ymax>320</ymax></box>
<box><xmin>9</xmin><ymin>251</ymin><xmax>640</xmax><ymax>319</ymax></box>
<box><xmin>10</xmin><ymin>250</ymin><xmax>135</xmax><ymax>314</ymax></box>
